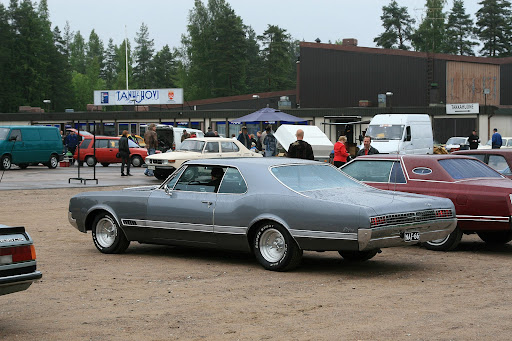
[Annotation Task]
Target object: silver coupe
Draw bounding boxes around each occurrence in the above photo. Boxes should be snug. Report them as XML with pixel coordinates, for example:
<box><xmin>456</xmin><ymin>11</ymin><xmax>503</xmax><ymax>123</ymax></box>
<box><xmin>68</xmin><ymin>158</ymin><xmax>457</xmax><ymax>271</ymax></box>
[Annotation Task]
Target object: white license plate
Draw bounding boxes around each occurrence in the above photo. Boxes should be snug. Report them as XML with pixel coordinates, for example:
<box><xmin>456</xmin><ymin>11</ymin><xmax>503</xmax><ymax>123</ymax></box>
<box><xmin>404</xmin><ymin>231</ymin><xmax>420</xmax><ymax>242</ymax></box>
<box><xmin>147</xmin><ymin>165</ymin><xmax>155</xmax><ymax>170</ymax></box>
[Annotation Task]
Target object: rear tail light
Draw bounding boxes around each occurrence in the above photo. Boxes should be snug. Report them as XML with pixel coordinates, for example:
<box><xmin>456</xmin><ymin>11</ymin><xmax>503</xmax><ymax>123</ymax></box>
<box><xmin>0</xmin><ymin>245</ymin><xmax>36</xmax><ymax>264</ymax></box>
<box><xmin>370</xmin><ymin>216</ymin><xmax>386</xmax><ymax>227</ymax></box>
<box><xmin>435</xmin><ymin>209</ymin><xmax>453</xmax><ymax>218</ymax></box>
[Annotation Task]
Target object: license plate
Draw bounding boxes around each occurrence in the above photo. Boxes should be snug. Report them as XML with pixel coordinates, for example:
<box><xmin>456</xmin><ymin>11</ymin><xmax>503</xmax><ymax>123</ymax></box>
<box><xmin>147</xmin><ymin>165</ymin><xmax>155</xmax><ymax>170</ymax></box>
<box><xmin>404</xmin><ymin>231</ymin><xmax>420</xmax><ymax>242</ymax></box>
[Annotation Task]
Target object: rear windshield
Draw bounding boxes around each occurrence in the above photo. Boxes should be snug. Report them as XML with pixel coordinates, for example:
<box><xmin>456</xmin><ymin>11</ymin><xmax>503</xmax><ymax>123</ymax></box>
<box><xmin>0</xmin><ymin>128</ymin><xmax>10</xmax><ymax>140</ymax></box>
<box><xmin>439</xmin><ymin>158</ymin><xmax>503</xmax><ymax>180</ymax></box>
<box><xmin>271</xmin><ymin>164</ymin><xmax>364</xmax><ymax>192</ymax></box>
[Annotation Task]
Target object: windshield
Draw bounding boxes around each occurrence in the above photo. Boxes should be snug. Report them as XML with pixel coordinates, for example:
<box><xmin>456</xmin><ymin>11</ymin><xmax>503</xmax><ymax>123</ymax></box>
<box><xmin>446</xmin><ymin>137</ymin><xmax>467</xmax><ymax>145</ymax></box>
<box><xmin>0</xmin><ymin>128</ymin><xmax>9</xmax><ymax>140</ymax></box>
<box><xmin>178</xmin><ymin>140</ymin><xmax>205</xmax><ymax>152</ymax></box>
<box><xmin>128</xmin><ymin>139</ymin><xmax>139</xmax><ymax>148</ymax></box>
<box><xmin>271</xmin><ymin>164</ymin><xmax>364</xmax><ymax>192</ymax></box>
<box><xmin>366</xmin><ymin>124</ymin><xmax>404</xmax><ymax>140</ymax></box>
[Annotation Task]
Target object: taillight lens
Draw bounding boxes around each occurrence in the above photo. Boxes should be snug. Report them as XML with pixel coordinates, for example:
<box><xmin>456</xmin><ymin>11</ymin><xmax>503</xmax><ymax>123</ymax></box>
<box><xmin>435</xmin><ymin>209</ymin><xmax>453</xmax><ymax>218</ymax></box>
<box><xmin>0</xmin><ymin>245</ymin><xmax>36</xmax><ymax>264</ymax></box>
<box><xmin>370</xmin><ymin>216</ymin><xmax>386</xmax><ymax>227</ymax></box>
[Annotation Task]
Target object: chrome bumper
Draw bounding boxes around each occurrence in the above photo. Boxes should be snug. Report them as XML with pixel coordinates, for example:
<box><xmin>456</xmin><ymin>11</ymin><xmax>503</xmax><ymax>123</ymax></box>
<box><xmin>68</xmin><ymin>211</ymin><xmax>78</xmax><ymax>230</ymax></box>
<box><xmin>358</xmin><ymin>218</ymin><xmax>457</xmax><ymax>251</ymax></box>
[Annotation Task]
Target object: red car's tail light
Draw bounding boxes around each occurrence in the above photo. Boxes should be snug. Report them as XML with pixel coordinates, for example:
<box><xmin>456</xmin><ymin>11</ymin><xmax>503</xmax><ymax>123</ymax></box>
<box><xmin>0</xmin><ymin>245</ymin><xmax>36</xmax><ymax>263</ymax></box>
<box><xmin>435</xmin><ymin>209</ymin><xmax>453</xmax><ymax>218</ymax></box>
<box><xmin>370</xmin><ymin>216</ymin><xmax>387</xmax><ymax>227</ymax></box>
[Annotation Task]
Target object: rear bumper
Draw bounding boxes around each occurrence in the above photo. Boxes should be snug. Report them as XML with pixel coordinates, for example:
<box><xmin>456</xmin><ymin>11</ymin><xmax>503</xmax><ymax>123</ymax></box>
<box><xmin>0</xmin><ymin>271</ymin><xmax>42</xmax><ymax>296</ymax></box>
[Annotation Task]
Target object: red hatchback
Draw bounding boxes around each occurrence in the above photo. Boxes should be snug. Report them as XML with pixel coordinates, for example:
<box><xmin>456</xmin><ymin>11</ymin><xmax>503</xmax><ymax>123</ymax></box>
<box><xmin>74</xmin><ymin>136</ymin><xmax>148</xmax><ymax>167</ymax></box>
<box><xmin>341</xmin><ymin>154</ymin><xmax>512</xmax><ymax>251</ymax></box>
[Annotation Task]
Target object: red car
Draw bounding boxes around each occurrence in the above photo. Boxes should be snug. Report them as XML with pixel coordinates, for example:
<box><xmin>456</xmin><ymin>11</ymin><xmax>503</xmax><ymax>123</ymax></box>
<box><xmin>341</xmin><ymin>154</ymin><xmax>512</xmax><ymax>251</ymax></box>
<box><xmin>74</xmin><ymin>136</ymin><xmax>148</xmax><ymax>167</ymax></box>
<box><xmin>453</xmin><ymin>149</ymin><xmax>512</xmax><ymax>179</ymax></box>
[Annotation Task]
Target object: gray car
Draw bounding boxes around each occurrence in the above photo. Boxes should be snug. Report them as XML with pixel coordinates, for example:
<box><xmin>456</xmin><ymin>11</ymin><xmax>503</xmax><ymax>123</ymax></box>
<box><xmin>68</xmin><ymin>158</ymin><xmax>457</xmax><ymax>271</ymax></box>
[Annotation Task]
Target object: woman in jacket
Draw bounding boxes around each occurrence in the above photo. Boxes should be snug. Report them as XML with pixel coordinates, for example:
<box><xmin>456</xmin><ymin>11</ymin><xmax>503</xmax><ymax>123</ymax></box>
<box><xmin>333</xmin><ymin>135</ymin><xmax>349</xmax><ymax>167</ymax></box>
<box><xmin>119</xmin><ymin>130</ymin><xmax>132</xmax><ymax>176</ymax></box>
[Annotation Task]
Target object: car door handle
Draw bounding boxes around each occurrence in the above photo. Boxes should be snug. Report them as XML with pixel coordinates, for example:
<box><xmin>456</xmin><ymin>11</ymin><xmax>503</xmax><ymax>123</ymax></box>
<box><xmin>201</xmin><ymin>201</ymin><xmax>213</xmax><ymax>207</ymax></box>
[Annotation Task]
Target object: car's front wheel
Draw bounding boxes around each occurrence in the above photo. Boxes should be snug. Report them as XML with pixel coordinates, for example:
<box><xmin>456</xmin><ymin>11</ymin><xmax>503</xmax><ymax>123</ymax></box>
<box><xmin>477</xmin><ymin>230</ymin><xmax>512</xmax><ymax>245</ymax></box>
<box><xmin>85</xmin><ymin>156</ymin><xmax>96</xmax><ymax>167</ymax></box>
<box><xmin>1</xmin><ymin>155</ymin><xmax>11</xmax><ymax>170</ymax></box>
<box><xmin>131</xmin><ymin>155</ymin><xmax>143</xmax><ymax>167</ymax></box>
<box><xmin>91</xmin><ymin>212</ymin><xmax>130</xmax><ymax>254</ymax></box>
<box><xmin>338</xmin><ymin>249</ymin><xmax>379</xmax><ymax>262</ymax></box>
<box><xmin>253</xmin><ymin>222</ymin><xmax>302</xmax><ymax>271</ymax></box>
<box><xmin>423</xmin><ymin>226</ymin><xmax>463</xmax><ymax>251</ymax></box>
<box><xmin>48</xmin><ymin>154</ymin><xmax>59</xmax><ymax>169</ymax></box>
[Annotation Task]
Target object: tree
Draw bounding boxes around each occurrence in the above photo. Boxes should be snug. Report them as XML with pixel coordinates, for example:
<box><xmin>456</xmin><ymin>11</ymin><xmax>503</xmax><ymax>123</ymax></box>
<box><xmin>445</xmin><ymin>0</ymin><xmax>478</xmax><ymax>55</ymax></box>
<box><xmin>0</xmin><ymin>3</ymin><xmax>14</xmax><ymax>112</ymax></box>
<box><xmin>69</xmin><ymin>31</ymin><xmax>86</xmax><ymax>74</ymax></box>
<box><xmin>151</xmin><ymin>45</ymin><xmax>178</xmax><ymax>88</ymax></box>
<box><xmin>475</xmin><ymin>0</ymin><xmax>512</xmax><ymax>57</ymax></box>
<box><xmin>48</xmin><ymin>26</ymin><xmax>73</xmax><ymax>111</ymax></box>
<box><xmin>103</xmin><ymin>38</ymin><xmax>118</xmax><ymax>89</ymax></box>
<box><xmin>114</xmin><ymin>39</ymin><xmax>132</xmax><ymax>90</ymax></box>
<box><xmin>374</xmin><ymin>0</ymin><xmax>415</xmax><ymax>50</ymax></box>
<box><xmin>411</xmin><ymin>0</ymin><xmax>447</xmax><ymax>53</ymax></box>
<box><xmin>244</xmin><ymin>26</ymin><xmax>263</xmax><ymax>93</ymax></box>
<box><xmin>133</xmin><ymin>23</ymin><xmax>154</xmax><ymax>89</ymax></box>
<box><xmin>86</xmin><ymin>29</ymin><xmax>104</xmax><ymax>78</ymax></box>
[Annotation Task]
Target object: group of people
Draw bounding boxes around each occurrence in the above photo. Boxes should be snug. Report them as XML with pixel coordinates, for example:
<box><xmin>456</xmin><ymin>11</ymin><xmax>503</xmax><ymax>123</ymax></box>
<box><xmin>333</xmin><ymin>135</ymin><xmax>379</xmax><ymax>167</ymax></box>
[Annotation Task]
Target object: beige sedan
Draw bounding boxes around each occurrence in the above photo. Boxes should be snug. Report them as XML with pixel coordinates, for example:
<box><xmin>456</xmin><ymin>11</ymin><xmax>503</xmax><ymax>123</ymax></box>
<box><xmin>145</xmin><ymin>137</ymin><xmax>262</xmax><ymax>179</ymax></box>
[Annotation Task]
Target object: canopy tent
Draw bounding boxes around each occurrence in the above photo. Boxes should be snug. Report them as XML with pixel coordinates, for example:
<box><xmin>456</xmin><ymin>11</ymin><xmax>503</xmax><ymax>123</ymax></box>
<box><xmin>230</xmin><ymin>107</ymin><xmax>305</xmax><ymax>123</ymax></box>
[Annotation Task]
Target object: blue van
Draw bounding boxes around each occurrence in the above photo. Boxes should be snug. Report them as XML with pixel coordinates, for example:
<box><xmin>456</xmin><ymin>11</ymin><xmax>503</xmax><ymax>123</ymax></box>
<box><xmin>0</xmin><ymin>126</ymin><xmax>64</xmax><ymax>170</ymax></box>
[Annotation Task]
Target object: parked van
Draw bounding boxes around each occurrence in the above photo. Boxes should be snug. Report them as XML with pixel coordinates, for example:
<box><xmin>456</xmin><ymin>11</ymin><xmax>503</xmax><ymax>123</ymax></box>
<box><xmin>274</xmin><ymin>124</ymin><xmax>334</xmax><ymax>162</ymax></box>
<box><xmin>365</xmin><ymin>114</ymin><xmax>433</xmax><ymax>154</ymax></box>
<box><xmin>141</xmin><ymin>124</ymin><xmax>205</xmax><ymax>152</ymax></box>
<box><xmin>0</xmin><ymin>126</ymin><xmax>64</xmax><ymax>169</ymax></box>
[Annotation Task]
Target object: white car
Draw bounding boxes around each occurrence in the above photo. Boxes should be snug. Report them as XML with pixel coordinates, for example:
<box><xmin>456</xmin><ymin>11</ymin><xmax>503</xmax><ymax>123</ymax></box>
<box><xmin>145</xmin><ymin>137</ymin><xmax>263</xmax><ymax>179</ymax></box>
<box><xmin>479</xmin><ymin>137</ymin><xmax>512</xmax><ymax>149</ymax></box>
<box><xmin>444</xmin><ymin>137</ymin><xmax>470</xmax><ymax>152</ymax></box>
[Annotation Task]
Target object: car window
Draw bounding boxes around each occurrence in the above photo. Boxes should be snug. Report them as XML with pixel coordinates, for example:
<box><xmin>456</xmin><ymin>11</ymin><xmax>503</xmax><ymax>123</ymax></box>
<box><xmin>218</xmin><ymin>167</ymin><xmax>247</xmax><ymax>194</ymax></box>
<box><xmin>0</xmin><ymin>128</ymin><xmax>9</xmax><ymax>140</ymax></box>
<box><xmin>205</xmin><ymin>142</ymin><xmax>219</xmax><ymax>153</ymax></box>
<box><xmin>9</xmin><ymin>129</ymin><xmax>22</xmax><ymax>141</ymax></box>
<box><xmin>439</xmin><ymin>158</ymin><xmax>502</xmax><ymax>179</ymax></box>
<box><xmin>164</xmin><ymin>167</ymin><xmax>185</xmax><ymax>190</ymax></box>
<box><xmin>488</xmin><ymin>155</ymin><xmax>510</xmax><ymax>174</ymax></box>
<box><xmin>272</xmin><ymin>164</ymin><xmax>364</xmax><ymax>192</ymax></box>
<box><xmin>446</xmin><ymin>137</ymin><xmax>466</xmax><ymax>145</ymax></box>
<box><xmin>341</xmin><ymin>160</ymin><xmax>394</xmax><ymax>183</ymax></box>
<box><xmin>507</xmin><ymin>140</ymin><xmax>512</xmax><ymax>147</ymax></box>
<box><xmin>95</xmin><ymin>139</ymin><xmax>108</xmax><ymax>148</ymax></box>
<box><xmin>80</xmin><ymin>139</ymin><xmax>92</xmax><ymax>149</ymax></box>
<box><xmin>221</xmin><ymin>141</ymin><xmax>239</xmax><ymax>152</ymax></box>
<box><xmin>108</xmin><ymin>140</ymin><xmax>118</xmax><ymax>148</ymax></box>
<box><xmin>463</xmin><ymin>154</ymin><xmax>486</xmax><ymax>162</ymax></box>
<box><xmin>128</xmin><ymin>139</ymin><xmax>139</xmax><ymax>148</ymax></box>
<box><xmin>174</xmin><ymin>165</ymin><xmax>226</xmax><ymax>193</ymax></box>
<box><xmin>390</xmin><ymin>162</ymin><xmax>407</xmax><ymax>183</ymax></box>
<box><xmin>179</xmin><ymin>140</ymin><xmax>205</xmax><ymax>152</ymax></box>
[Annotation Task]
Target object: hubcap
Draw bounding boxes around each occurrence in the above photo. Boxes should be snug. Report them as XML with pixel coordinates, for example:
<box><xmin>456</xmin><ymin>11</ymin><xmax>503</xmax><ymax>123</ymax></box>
<box><xmin>2</xmin><ymin>157</ymin><xmax>10</xmax><ymax>169</ymax></box>
<box><xmin>95</xmin><ymin>217</ymin><xmax>117</xmax><ymax>248</ymax></box>
<box><xmin>51</xmin><ymin>157</ymin><xmax>58</xmax><ymax>167</ymax></box>
<box><xmin>427</xmin><ymin>236</ymin><xmax>449</xmax><ymax>246</ymax></box>
<box><xmin>259</xmin><ymin>228</ymin><xmax>286</xmax><ymax>262</ymax></box>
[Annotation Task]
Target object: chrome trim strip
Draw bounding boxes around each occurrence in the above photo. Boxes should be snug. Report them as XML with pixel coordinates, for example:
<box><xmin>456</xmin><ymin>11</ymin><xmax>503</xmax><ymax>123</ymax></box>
<box><xmin>456</xmin><ymin>215</ymin><xmax>509</xmax><ymax>222</ymax></box>
<box><xmin>290</xmin><ymin>229</ymin><xmax>357</xmax><ymax>240</ymax></box>
<box><xmin>121</xmin><ymin>219</ymin><xmax>212</xmax><ymax>233</ymax></box>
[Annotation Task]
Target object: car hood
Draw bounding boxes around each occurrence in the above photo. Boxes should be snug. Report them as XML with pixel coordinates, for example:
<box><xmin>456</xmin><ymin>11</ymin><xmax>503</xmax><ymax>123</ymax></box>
<box><xmin>146</xmin><ymin>150</ymin><xmax>202</xmax><ymax>160</ymax></box>
<box><xmin>304</xmin><ymin>186</ymin><xmax>453</xmax><ymax>216</ymax></box>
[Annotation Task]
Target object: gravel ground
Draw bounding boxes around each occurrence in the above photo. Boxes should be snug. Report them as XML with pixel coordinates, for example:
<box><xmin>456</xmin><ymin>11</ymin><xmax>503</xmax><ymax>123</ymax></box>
<box><xmin>1</xmin><ymin>187</ymin><xmax>512</xmax><ymax>341</ymax></box>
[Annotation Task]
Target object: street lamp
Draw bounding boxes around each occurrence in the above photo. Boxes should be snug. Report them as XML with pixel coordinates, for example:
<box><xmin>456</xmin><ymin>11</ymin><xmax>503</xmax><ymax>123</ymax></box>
<box><xmin>43</xmin><ymin>99</ymin><xmax>51</xmax><ymax>113</ymax></box>
<box><xmin>386</xmin><ymin>92</ymin><xmax>393</xmax><ymax>113</ymax></box>
<box><xmin>252</xmin><ymin>95</ymin><xmax>260</xmax><ymax>109</ymax></box>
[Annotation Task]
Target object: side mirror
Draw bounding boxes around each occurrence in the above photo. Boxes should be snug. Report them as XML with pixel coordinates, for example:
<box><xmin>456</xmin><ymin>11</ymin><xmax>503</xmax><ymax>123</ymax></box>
<box><xmin>405</xmin><ymin>127</ymin><xmax>412</xmax><ymax>142</ymax></box>
<box><xmin>9</xmin><ymin>136</ymin><xmax>17</xmax><ymax>142</ymax></box>
<box><xmin>164</xmin><ymin>185</ymin><xmax>173</xmax><ymax>196</ymax></box>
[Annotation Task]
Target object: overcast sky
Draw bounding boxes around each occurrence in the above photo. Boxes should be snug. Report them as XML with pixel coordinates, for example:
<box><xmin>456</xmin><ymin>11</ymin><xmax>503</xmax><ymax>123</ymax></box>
<box><xmin>2</xmin><ymin>0</ymin><xmax>482</xmax><ymax>50</ymax></box>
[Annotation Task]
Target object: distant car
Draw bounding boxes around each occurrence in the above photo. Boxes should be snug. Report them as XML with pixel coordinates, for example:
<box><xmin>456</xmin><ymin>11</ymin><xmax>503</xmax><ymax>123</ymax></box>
<box><xmin>444</xmin><ymin>137</ymin><xmax>470</xmax><ymax>153</ymax></box>
<box><xmin>74</xmin><ymin>136</ymin><xmax>149</xmax><ymax>167</ymax></box>
<box><xmin>145</xmin><ymin>137</ymin><xmax>262</xmax><ymax>180</ymax></box>
<box><xmin>341</xmin><ymin>154</ymin><xmax>512</xmax><ymax>251</ymax></box>
<box><xmin>66</xmin><ymin>128</ymin><xmax>93</xmax><ymax>137</ymax></box>
<box><xmin>453</xmin><ymin>149</ymin><xmax>512</xmax><ymax>179</ymax></box>
<box><xmin>479</xmin><ymin>137</ymin><xmax>512</xmax><ymax>149</ymax></box>
<box><xmin>68</xmin><ymin>158</ymin><xmax>456</xmax><ymax>271</ymax></box>
<box><xmin>0</xmin><ymin>224</ymin><xmax>42</xmax><ymax>296</ymax></box>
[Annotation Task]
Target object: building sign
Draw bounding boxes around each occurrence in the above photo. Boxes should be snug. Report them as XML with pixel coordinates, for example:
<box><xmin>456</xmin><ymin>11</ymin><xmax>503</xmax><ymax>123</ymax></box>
<box><xmin>446</xmin><ymin>103</ymin><xmax>479</xmax><ymax>114</ymax></box>
<box><xmin>94</xmin><ymin>88</ymin><xmax>183</xmax><ymax>106</ymax></box>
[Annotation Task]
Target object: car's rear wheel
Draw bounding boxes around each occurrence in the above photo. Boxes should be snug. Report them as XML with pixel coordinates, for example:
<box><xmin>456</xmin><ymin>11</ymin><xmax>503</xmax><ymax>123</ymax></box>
<box><xmin>48</xmin><ymin>154</ymin><xmax>59</xmax><ymax>169</ymax></box>
<box><xmin>91</xmin><ymin>212</ymin><xmax>130</xmax><ymax>254</ymax></box>
<box><xmin>423</xmin><ymin>226</ymin><xmax>463</xmax><ymax>251</ymax></box>
<box><xmin>253</xmin><ymin>222</ymin><xmax>302</xmax><ymax>271</ymax></box>
<box><xmin>338</xmin><ymin>249</ymin><xmax>379</xmax><ymax>262</ymax></box>
<box><xmin>101</xmin><ymin>163</ymin><xmax>110</xmax><ymax>167</ymax></box>
<box><xmin>85</xmin><ymin>156</ymin><xmax>96</xmax><ymax>167</ymax></box>
<box><xmin>131</xmin><ymin>155</ymin><xmax>143</xmax><ymax>167</ymax></box>
<box><xmin>1</xmin><ymin>155</ymin><xmax>11</xmax><ymax>170</ymax></box>
<box><xmin>477</xmin><ymin>230</ymin><xmax>512</xmax><ymax>245</ymax></box>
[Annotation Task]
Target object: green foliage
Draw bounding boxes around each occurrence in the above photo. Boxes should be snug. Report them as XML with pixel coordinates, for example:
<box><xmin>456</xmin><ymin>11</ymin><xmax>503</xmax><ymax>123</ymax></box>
<box><xmin>69</xmin><ymin>31</ymin><xmax>86</xmax><ymax>74</ymax></box>
<box><xmin>133</xmin><ymin>23</ymin><xmax>154</xmax><ymax>89</ymax></box>
<box><xmin>445</xmin><ymin>0</ymin><xmax>478</xmax><ymax>55</ymax></box>
<box><xmin>151</xmin><ymin>45</ymin><xmax>179</xmax><ymax>88</ymax></box>
<box><xmin>475</xmin><ymin>0</ymin><xmax>512</xmax><ymax>57</ymax></box>
<box><xmin>374</xmin><ymin>0</ymin><xmax>415</xmax><ymax>50</ymax></box>
<box><xmin>411</xmin><ymin>0</ymin><xmax>447</xmax><ymax>52</ymax></box>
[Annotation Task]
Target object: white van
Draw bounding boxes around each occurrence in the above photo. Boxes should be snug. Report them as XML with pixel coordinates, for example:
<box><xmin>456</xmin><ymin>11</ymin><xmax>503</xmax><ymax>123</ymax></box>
<box><xmin>141</xmin><ymin>124</ymin><xmax>204</xmax><ymax>151</ymax></box>
<box><xmin>365</xmin><ymin>114</ymin><xmax>433</xmax><ymax>154</ymax></box>
<box><xmin>274</xmin><ymin>124</ymin><xmax>334</xmax><ymax>162</ymax></box>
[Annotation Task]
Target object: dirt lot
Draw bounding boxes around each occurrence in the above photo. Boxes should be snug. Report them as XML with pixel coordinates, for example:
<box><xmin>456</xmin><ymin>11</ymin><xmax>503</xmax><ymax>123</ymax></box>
<box><xmin>1</xmin><ymin>187</ymin><xmax>512</xmax><ymax>340</ymax></box>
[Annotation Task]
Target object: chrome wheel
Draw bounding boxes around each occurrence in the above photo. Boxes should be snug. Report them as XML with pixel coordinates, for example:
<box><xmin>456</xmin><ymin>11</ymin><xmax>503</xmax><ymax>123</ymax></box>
<box><xmin>427</xmin><ymin>236</ymin><xmax>449</xmax><ymax>246</ymax></box>
<box><xmin>1</xmin><ymin>155</ymin><xmax>11</xmax><ymax>170</ymax></box>
<box><xmin>95</xmin><ymin>217</ymin><xmax>118</xmax><ymax>248</ymax></box>
<box><xmin>49</xmin><ymin>154</ymin><xmax>58</xmax><ymax>169</ymax></box>
<box><xmin>259</xmin><ymin>228</ymin><xmax>286</xmax><ymax>263</ymax></box>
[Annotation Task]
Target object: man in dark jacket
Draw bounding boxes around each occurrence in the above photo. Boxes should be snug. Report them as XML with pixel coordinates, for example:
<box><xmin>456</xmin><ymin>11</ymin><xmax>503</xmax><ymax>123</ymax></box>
<box><xmin>237</xmin><ymin>126</ymin><xmax>251</xmax><ymax>149</ymax></box>
<box><xmin>205</xmin><ymin>127</ymin><xmax>216</xmax><ymax>137</ymax></box>
<box><xmin>468</xmin><ymin>130</ymin><xmax>480</xmax><ymax>149</ymax></box>
<box><xmin>356</xmin><ymin>136</ymin><xmax>379</xmax><ymax>157</ymax></box>
<box><xmin>119</xmin><ymin>130</ymin><xmax>132</xmax><ymax>176</ymax></box>
<box><xmin>286</xmin><ymin>129</ymin><xmax>314</xmax><ymax>160</ymax></box>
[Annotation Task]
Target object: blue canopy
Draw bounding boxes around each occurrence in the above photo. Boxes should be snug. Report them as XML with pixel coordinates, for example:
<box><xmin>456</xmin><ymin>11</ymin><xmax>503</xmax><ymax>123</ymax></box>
<box><xmin>230</xmin><ymin>107</ymin><xmax>304</xmax><ymax>123</ymax></box>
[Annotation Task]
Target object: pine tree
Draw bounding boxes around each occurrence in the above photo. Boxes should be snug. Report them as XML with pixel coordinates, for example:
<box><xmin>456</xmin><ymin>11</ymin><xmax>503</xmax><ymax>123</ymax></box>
<box><xmin>151</xmin><ymin>45</ymin><xmax>178</xmax><ymax>88</ymax></box>
<box><xmin>374</xmin><ymin>0</ymin><xmax>415</xmax><ymax>50</ymax></box>
<box><xmin>133</xmin><ymin>23</ymin><xmax>154</xmax><ymax>89</ymax></box>
<box><xmin>0</xmin><ymin>3</ymin><xmax>14</xmax><ymax>112</ymax></box>
<box><xmin>103</xmin><ymin>38</ymin><xmax>118</xmax><ymax>89</ymax></box>
<box><xmin>48</xmin><ymin>26</ymin><xmax>73</xmax><ymax>111</ymax></box>
<box><xmin>69</xmin><ymin>31</ymin><xmax>87</xmax><ymax>74</ymax></box>
<box><xmin>445</xmin><ymin>0</ymin><xmax>478</xmax><ymax>55</ymax></box>
<box><xmin>475</xmin><ymin>0</ymin><xmax>512</xmax><ymax>57</ymax></box>
<box><xmin>86</xmin><ymin>29</ymin><xmax>104</xmax><ymax>79</ymax></box>
<box><xmin>411</xmin><ymin>0</ymin><xmax>447</xmax><ymax>53</ymax></box>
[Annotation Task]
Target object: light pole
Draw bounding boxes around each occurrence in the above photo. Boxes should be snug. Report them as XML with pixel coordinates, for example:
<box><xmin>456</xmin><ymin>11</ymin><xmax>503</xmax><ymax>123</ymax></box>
<box><xmin>484</xmin><ymin>88</ymin><xmax>490</xmax><ymax>139</ymax></box>
<box><xmin>386</xmin><ymin>92</ymin><xmax>393</xmax><ymax>113</ymax></box>
<box><xmin>43</xmin><ymin>99</ymin><xmax>51</xmax><ymax>113</ymax></box>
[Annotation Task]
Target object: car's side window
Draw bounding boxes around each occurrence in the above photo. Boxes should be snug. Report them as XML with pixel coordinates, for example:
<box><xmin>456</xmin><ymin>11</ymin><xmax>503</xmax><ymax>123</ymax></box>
<box><xmin>174</xmin><ymin>165</ymin><xmax>226</xmax><ymax>193</ymax></box>
<box><xmin>164</xmin><ymin>167</ymin><xmax>185</xmax><ymax>191</ymax></box>
<box><xmin>231</xmin><ymin>142</ymin><xmax>239</xmax><ymax>152</ymax></box>
<box><xmin>80</xmin><ymin>139</ymin><xmax>91</xmax><ymax>149</ymax></box>
<box><xmin>221</xmin><ymin>141</ymin><xmax>239</xmax><ymax>152</ymax></box>
<box><xmin>341</xmin><ymin>160</ymin><xmax>394</xmax><ymax>183</ymax></box>
<box><xmin>390</xmin><ymin>162</ymin><xmax>407</xmax><ymax>183</ymax></box>
<box><xmin>205</xmin><ymin>142</ymin><xmax>219</xmax><ymax>153</ymax></box>
<box><xmin>109</xmin><ymin>140</ymin><xmax>118</xmax><ymax>148</ymax></box>
<box><xmin>488</xmin><ymin>155</ymin><xmax>510</xmax><ymax>174</ymax></box>
<box><xmin>218</xmin><ymin>167</ymin><xmax>247</xmax><ymax>194</ymax></box>
<box><xmin>95</xmin><ymin>140</ymin><xmax>108</xmax><ymax>148</ymax></box>
<box><xmin>507</xmin><ymin>140</ymin><xmax>512</xmax><ymax>147</ymax></box>
<box><xmin>9</xmin><ymin>129</ymin><xmax>22</xmax><ymax>141</ymax></box>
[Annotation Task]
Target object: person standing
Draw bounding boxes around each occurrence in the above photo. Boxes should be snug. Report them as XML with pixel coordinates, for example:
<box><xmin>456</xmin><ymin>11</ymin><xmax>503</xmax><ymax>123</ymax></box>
<box><xmin>263</xmin><ymin>125</ymin><xmax>277</xmax><ymax>157</ymax></box>
<box><xmin>468</xmin><ymin>130</ymin><xmax>480</xmax><ymax>150</ymax></box>
<box><xmin>64</xmin><ymin>130</ymin><xmax>79</xmax><ymax>156</ymax></box>
<box><xmin>205</xmin><ymin>127</ymin><xmax>216</xmax><ymax>137</ymax></box>
<box><xmin>492</xmin><ymin>128</ymin><xmax>502</xmax><ymax>149</ymax></box>
<box><xmin>119</xmin><ymin>130</ymin><xmax>132</xmax><ymax>176</ymax></box>
<box><xmin>286</xmin><ymin>129</ymin><xmax>314</xmax><ymax>160</ymax></box>
<box><xmin>144</xmin><ymin>123</ymin><xmax>158</xmax><ymax>176</ymax></box>
<box><xmin>356</xmin><ymin>136</ymin><xmax>379</xmax><ymax>156</ymax></box>
<box><xmin>237</xmin><ymin>126</ymin><xmax>251</xmax><ymax>149</ymax></box>
<box><xmin>333</xmin><ymin>136</ymin><xmax>349</xmax><ymax>167</ymax></box>
<box><xmin>256</xmin><ymin>131</ymin><xmax>263</xmax><ymax>151</ymax></box>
